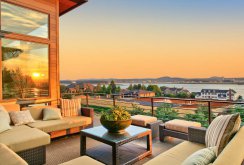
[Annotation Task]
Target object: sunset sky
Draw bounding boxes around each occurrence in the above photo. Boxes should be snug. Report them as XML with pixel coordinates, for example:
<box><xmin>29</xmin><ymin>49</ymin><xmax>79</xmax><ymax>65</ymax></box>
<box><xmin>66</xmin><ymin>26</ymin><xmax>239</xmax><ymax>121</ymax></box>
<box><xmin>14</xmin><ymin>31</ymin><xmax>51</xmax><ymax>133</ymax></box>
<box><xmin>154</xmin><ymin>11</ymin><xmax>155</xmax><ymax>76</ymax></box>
<box><xmin>60</xmin><ymin>0</ymin><xmax>244</xmax><ymax>80</ymax></box>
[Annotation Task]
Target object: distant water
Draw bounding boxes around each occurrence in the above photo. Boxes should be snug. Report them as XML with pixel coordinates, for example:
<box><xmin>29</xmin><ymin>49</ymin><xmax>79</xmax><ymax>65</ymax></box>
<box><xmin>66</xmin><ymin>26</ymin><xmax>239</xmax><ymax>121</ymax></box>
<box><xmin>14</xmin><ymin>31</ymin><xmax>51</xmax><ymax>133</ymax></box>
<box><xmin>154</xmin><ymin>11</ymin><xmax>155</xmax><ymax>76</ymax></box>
<box><xmin>116</xmin><ymin>83</ymin><xmax>244</xmax><ymax>97</ymax></box>
<box><xmin>61</xmin><ymin>82</ymin><xmax>244</xmax><ymax>97</ymax></box>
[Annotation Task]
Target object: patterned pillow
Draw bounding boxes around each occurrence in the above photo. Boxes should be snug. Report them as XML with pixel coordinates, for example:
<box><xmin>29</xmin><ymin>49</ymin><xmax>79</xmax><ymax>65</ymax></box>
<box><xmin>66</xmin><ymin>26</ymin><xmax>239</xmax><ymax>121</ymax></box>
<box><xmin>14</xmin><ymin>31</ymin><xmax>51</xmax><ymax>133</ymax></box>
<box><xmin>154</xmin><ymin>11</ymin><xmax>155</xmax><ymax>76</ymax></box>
<box><xmin>205</xmin><ymin>113</ymin><xmax>241</xmax><ymax>155</ymax></box>
<box><xmin>9</xmin><ymin>110</ymin><xmax>35</xmax><ymax>126</ymax></box>
<box><xmin>60</xmin><ymin>99</ymin><xmax>81</xmax><ymax>117</ymax></box>
<box><xmin>0</xmin><ymin>105</ymin><xmax>10</xmax><ymax>124</ymax></box>
<box><xmin>43</xmin><ymin>107</ymin><xmax>62</xmax><ymax>121</ymax></box>
<box><xmin>181</xmin><ymin>147</ymin><xmax>216</xmax><ymax>165</ymax></box>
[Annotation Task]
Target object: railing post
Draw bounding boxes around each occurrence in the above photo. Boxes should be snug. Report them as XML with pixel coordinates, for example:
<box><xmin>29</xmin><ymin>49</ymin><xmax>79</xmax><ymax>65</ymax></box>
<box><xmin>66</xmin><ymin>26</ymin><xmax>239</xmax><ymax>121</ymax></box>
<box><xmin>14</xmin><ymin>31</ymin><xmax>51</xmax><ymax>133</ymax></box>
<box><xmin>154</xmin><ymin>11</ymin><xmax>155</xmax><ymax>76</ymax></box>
<box><xmin>151</xmin><ymin>97</ymin><xmax>154</xmax><ymax>116</ymax></box>
<box><xmin>86</xmin><ymin>93</ymin><xmax>89</xmax><ymax>107</ymax></box>
<box><xmin>208</xmin><ymin>101</ymin><xmax>212</xmax><ymax>124</ymax></box>
<box><xmin>113</xmin><ymin>95</ymin><xmax>116</xmax><ymax>107</ymax></box>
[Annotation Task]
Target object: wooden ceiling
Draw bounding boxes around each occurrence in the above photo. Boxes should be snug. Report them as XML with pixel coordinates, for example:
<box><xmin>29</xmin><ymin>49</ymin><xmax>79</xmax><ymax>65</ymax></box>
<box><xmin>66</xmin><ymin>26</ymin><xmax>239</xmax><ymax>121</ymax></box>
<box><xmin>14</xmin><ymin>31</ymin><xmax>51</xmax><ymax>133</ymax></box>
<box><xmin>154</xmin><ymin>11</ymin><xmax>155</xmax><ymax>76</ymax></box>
<box><xmin>59</xmin><ymin>0</ymin><xmax>87</xmax><ymax>16</ymax></box>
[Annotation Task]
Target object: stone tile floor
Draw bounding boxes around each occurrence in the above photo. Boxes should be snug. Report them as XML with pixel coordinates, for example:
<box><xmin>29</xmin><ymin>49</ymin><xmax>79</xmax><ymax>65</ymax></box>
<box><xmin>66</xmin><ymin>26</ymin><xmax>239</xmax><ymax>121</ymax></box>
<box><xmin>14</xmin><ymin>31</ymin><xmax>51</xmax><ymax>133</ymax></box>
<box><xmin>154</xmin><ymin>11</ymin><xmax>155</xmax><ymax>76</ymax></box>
<box><xmin>46</xmin><ymin>114</ymin><xmax>183</xmax><ymax>165</ymax></box>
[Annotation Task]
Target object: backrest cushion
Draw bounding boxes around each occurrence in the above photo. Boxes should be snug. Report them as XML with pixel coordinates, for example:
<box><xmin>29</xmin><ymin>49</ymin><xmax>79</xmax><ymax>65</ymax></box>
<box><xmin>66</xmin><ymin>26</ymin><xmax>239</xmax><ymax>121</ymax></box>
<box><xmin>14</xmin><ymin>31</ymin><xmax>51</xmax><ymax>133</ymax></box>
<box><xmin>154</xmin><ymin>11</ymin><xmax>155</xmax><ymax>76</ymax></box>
<box><xmin>25</xmin><ymin>106</ymin><xmax>48</xmax><ymax>120</ymax></box>
<box><xmin>60</xmin><ymin>99</ymin><xmax>81</xmax><ymax>117</ymax></box>
<box><xmin>0</xmin><ymin>116</ymin><xmax>12</xmax><ymax>133</ymax></box>
<box><xmin>213</xmin><ymin>127</ymin><xmax>244</xmax><ymax>165</ymax></box>
<box><xmin>9</xmin><ymin>110</ymin><xmax>35</xmax><ymax>126</ymax></box>
<box><xmin>205</xmin><ymin>113</ymin><xmax>241</xmax><ymax>155</ymax></box>
<box><xmin>0</xmin><ymin>105</ymin><xmax>11</xmax><ymax>124</ymax></box>
<box><xmin>43</xmin><ymin>107</ymin><xmax>62</xmax><ymax>121</ymax></box>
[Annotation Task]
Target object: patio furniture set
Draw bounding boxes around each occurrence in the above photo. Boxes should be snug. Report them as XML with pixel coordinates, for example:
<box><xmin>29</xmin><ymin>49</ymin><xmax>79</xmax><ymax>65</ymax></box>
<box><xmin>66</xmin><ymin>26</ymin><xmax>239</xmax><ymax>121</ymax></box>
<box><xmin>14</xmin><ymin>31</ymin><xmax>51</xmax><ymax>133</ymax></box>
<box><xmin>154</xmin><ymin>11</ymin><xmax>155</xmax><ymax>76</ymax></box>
<box><xmin>0</xmin><ymin>102</ymin><xmax>244</xmax><ymax>165</ymax></box>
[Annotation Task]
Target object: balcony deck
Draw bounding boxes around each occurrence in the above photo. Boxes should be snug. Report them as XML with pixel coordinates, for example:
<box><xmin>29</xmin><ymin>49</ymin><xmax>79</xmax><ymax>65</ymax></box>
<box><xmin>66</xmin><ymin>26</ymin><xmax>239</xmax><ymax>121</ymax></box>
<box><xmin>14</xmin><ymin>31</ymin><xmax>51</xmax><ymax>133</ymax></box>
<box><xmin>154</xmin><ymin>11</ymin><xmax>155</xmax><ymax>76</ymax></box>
<box><xmin>46</xmin><ymin>114</ymin><xmax>183</xmax><ymax>165</ymax></box>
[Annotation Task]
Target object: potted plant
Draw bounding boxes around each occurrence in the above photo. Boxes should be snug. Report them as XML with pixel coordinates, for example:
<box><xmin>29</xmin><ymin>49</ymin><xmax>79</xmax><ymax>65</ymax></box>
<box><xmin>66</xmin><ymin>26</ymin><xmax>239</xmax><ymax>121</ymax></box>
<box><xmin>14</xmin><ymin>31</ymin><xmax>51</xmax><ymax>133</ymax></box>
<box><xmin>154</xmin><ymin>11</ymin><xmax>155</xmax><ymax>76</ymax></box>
<box><xmin>100</xmin><ymin>106</ymin><xmax>132</xmax><ymax>133</ymax></box>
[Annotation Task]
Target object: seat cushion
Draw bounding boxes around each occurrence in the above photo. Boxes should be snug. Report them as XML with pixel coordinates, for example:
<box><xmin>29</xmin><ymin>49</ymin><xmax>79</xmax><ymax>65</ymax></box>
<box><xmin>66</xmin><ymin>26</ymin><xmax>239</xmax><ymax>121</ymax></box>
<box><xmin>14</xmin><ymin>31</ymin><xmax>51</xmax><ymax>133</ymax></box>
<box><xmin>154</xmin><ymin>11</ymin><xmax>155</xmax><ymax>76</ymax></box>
<box><xmin>144</xmin><ymin>141</ymin><xmax>205</xmax><ymax>165</ymax></box>
<box><xmin>0</xmin><ymin>125</ymin><xmax>50</xmax><ymax>152</ymax></box>
<box><xmin>213</xmin><ymin>127</ymin><xmax>244</xmax><ymax>165</ymax></box>
<box><xmin>60</xmin><ymin>156</ymin><xmax>104</xmax><ymax>165</ymax></box>
<box><xmin>27</xmin><ymin>120</ymin><xmax>68</xmax><ymax>133</ymax></box>
<box><xmin>131</xmin><ymin>115</ymin><xmax>157</xmax><ymax>127</ymax></box>
<box><xmin>0</xmin><ymin>143</ymin><xmax>27</xmax><ymax>165</ymax></box>
<box><xmin>165</xmin><ymin>119</ymin><xmax>201</xmax><ymax>133</ymax></box>
<box><xmin>63</xmin><ymin>116</ymin><xmax>92</xmax><ymax>128</ymax></box>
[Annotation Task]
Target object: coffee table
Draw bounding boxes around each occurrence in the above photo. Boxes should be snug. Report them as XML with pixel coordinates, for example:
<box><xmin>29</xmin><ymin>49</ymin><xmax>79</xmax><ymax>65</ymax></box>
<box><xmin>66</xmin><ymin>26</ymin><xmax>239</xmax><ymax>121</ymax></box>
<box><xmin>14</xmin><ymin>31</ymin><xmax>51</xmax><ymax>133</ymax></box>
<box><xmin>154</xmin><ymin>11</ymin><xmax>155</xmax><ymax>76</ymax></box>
<box><xmin>80</xmin><ymin>125</ymin><xmax>152</xmax><ymax>165</ymax></box>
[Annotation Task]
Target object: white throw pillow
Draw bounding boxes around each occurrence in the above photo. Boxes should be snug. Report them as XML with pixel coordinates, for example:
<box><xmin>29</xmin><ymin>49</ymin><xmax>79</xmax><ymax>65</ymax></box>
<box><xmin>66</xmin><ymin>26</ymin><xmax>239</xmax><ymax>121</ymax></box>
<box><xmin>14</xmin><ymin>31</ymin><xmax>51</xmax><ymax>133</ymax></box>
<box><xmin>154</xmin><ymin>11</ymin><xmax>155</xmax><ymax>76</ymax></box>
<box><xmin>9</xmin><ymin>110</ymin><xmax>35</xmax><ymax>126</ymax></box>
<box><xmin>43</xmin><ymin>107</ymin><xmax>62</xmax><ymax>121</ymax></box>
<box><xmin>0</xmin><ymin>105</ymin><xmax>10</xmax><ymax>124</ymax></box>
<box><xmin>181</xmin><ymin>147</ymin><xmax>216</xmax><ymax>165</ymax></box>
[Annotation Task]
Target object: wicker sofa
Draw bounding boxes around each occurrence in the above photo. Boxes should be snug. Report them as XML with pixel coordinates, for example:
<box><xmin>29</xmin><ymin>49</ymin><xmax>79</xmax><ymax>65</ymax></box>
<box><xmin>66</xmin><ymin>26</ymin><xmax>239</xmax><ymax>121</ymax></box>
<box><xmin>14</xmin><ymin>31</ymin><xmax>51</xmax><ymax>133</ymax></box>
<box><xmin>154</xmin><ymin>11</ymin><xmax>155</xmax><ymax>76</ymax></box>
<box><xmin>0</xmin><ymin>143</ymin><xmax>103</xmax><ymax>165</ymax></box>
<box><xmin>145</xmin><ymin>126</ymin><xmax>244</xmax><ymax>165</ymax></box>
<box><xmin>25</xmin><ymin>106</ymin><xmax>94</xmax><ymax>138</ymax></box>
<box><xmin>0</xmin><ymin>105</ymin><xmax>94</xmax><ymax>165</ymax></box>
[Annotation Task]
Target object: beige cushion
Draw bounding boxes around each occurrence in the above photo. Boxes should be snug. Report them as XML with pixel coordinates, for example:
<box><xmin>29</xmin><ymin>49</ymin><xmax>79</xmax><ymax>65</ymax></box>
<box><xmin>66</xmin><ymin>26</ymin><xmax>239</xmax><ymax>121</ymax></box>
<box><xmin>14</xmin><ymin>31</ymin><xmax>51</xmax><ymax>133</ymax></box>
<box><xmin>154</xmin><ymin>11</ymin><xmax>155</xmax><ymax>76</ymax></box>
<box><xmin>26</xmin><ymin>106</ymin><xmax>57</xmax><ymax>120</ymax></box>
<box><xmin>213</xmin><ymin>127</ymin><xmax>244</xmax><ymax>165</ymax></box>
<box><xmin>182</xmin><ymin>147</ymin><xmax>216</xmax><ymax>165</ymax></box>
<box><xmin>131</xmin><ymin>115</ymin><xmax>157</xmax><ymax>127</ymax></box>
<box><xmin>0</xmin><ymin>143</ymin><xmax>27</xmax><ymax>165</ymax></box>
<box><xmin>0</xmin><ymin>125</ymin><xmax>50</xmax><ymax>152</ymax></box>
<box><xmin>9</xmin><ymin>110</ymin><xmax>35</xmax><ymax>126</ymax></box>
<box><xmin>27</xmin><ymin>120</ymin><xmax>68</xmax><ymax>133</ymax></box>
<box><xmin>144</xmin><ymin>141</ymin><xmax>205</xmax><ymax>165</ymax></box>
<box><xmin>60</xmin><ymin>99</ymin><xmax>81</xmax><ymax>117</ymax></box>
<box><xmin>43</xmin><ymin>107</ymin><xmax>62</xmax><ymax>121</ymax></box>
<box><xmin>60</xmin><ymin>156</ymin><xmax>104</xmax><ymax>165</ymax></box>
<box><xmin>165</xmin><ymin>119</ymin><xmax>201</xmax><ymax>133</ymax></box>
<box><xmin>205</xmin><ymin>114</ymin><xmax>241</xmax><ymax>155</ymax></box>
<box><xmin>63</xmin><ymin>116</ymin><xmax>92</xmax><ymax>127</ymax></box>
<box><xmin>0</xmin><ymin>105</ymin><xmax>11</xmax><ymax>124</ymax></box>
<box><xmin>0</xmin><ymin>117</ymin><xmax>11</xmax><ymax>133</ymax></box>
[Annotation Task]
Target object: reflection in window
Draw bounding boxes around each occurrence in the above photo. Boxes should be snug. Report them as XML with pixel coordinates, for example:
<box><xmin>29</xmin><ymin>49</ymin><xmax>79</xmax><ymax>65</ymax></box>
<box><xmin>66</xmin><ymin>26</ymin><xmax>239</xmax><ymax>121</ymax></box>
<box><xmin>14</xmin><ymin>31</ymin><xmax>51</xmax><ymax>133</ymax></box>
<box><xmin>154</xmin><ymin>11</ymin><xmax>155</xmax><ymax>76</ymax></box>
<box><xmin>2</xmin><ymin>39</ymin><xmax>49</xmax><ymax>99</ymax></box>
<box><xmin>1</xmin><ymin>2</ymin><xmax>48</xmax><ymax>38</ymax></box>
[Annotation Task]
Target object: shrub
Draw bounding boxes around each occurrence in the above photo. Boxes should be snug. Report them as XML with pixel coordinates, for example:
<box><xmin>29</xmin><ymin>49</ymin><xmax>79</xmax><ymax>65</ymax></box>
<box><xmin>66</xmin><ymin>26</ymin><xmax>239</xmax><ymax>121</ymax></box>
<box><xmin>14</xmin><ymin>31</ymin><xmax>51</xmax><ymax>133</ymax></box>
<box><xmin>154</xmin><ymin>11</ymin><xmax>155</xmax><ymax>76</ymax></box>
<box><xmin>155</xmin><ymin>103</ymin><xmax>178</xmax><ymax>122</ymax></box>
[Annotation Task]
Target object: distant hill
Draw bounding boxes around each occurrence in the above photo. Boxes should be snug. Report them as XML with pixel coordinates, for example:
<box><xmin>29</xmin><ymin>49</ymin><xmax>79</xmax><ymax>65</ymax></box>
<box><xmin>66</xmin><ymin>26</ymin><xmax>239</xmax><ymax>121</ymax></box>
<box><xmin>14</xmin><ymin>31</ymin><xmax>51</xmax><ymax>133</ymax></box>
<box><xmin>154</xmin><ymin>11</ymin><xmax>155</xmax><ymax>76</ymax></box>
<box><xmin>61</xmin><ymin>76</ymin><xmax>244</xmax><ymax>85</ymax></box>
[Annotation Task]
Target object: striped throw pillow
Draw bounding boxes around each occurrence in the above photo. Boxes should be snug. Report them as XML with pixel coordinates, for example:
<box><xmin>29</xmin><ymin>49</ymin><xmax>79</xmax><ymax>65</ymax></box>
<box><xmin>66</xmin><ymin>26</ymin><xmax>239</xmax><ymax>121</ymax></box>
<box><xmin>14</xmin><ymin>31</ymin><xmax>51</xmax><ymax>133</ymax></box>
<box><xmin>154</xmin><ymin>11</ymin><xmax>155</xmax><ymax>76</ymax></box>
<box><xmin>205</xmin><ymin>113</ymin><xmax>241</xmax><ymax>155</ymax></box>
<box><xmin>60</xmin><ymin>99</ymin><xmax>81</xmax><ymax>117</ymax></box>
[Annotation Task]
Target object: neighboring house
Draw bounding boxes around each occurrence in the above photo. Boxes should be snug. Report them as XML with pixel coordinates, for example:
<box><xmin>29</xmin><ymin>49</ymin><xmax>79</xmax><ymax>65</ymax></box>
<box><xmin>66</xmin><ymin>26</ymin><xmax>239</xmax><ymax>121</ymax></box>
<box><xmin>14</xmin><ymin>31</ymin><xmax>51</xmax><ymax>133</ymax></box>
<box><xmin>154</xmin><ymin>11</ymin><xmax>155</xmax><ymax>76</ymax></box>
<box><xmin>195</xmin><ymin>89</ymin><xmax>238</xmax><ymax>101</ymax></box>
<box><xmin>161</xmin><ymin>87</ymin><xmax>190</xmax><ymax>95</ymax></box>
<box><xmin>66</xmin><ymin>83</ymin><xmax>95</xmax><ymax>93</ymax></box>
<box><xmin>121</xmin><ymin>90</ymin><xmax>155</xmax><ymax>98</ymax></box>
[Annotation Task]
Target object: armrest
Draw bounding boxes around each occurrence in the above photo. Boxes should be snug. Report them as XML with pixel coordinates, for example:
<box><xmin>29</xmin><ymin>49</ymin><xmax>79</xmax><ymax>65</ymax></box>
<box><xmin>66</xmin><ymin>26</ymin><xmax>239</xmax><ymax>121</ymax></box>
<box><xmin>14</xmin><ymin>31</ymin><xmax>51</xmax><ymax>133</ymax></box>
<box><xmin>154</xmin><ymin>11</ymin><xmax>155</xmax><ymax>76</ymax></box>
<box><xmin>81</xmin><ymin>107</ymin><xmax>94</xmax><ymax>119</ymax></box>
<box><xmin>188</xmin><ymin>126</ymin><xmax>207</xmax><ymax>144</ymax></box>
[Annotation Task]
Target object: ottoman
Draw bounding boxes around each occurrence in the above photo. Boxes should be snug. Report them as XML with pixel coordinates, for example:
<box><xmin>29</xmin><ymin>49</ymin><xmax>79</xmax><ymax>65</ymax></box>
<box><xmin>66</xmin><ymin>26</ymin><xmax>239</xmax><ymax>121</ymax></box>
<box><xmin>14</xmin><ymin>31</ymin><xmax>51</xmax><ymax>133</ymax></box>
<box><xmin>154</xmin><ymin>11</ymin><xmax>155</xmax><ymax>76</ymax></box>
<box><xmin>160</xmin><ymin>119</ymin><xmax>201</xmax><ymax>142</ymax></box>
<box><xmin>131</xmin><ymin>115</ymin><xmax>162</xmax><ymax>138</ymax></box>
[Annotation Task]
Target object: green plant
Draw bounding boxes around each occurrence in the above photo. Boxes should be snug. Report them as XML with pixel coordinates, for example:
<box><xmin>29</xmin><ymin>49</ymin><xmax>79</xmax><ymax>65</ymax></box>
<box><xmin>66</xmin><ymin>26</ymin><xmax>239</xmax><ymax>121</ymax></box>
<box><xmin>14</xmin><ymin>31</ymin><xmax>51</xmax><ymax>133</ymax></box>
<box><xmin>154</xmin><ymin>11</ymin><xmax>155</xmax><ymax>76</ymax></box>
<box><xmin>130</xmin><ymin>104</ymin><xmax>147</xmax><ymax>115</ymax></box>
<box><xmin>155</xmin><ymin>103</ymin><xmax>178</xmax><ymax>122</ymax></box>
<box><xmin>101</xmin><ymin>106</ymin><xmax>131</xmax><ymax>121</ymax></box>
<box><xmin>184</xmin><ymin>105</ymin><xmax>215</xmax><ymax>127</ymax></box>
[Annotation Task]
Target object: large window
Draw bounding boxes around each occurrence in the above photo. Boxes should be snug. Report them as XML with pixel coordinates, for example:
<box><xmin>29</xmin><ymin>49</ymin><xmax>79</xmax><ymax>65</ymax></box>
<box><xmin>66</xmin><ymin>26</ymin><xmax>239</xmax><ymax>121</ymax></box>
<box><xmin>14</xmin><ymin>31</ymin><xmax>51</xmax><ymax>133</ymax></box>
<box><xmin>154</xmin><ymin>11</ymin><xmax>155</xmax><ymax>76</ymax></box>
<box><xmin>1</xmin><ymin>1</ymin><xmax>49</xmax><ymax>38</ymax></box>
<box><xmin>2</xmin><ymin>39</ymin><xmax>49</xmax><ymax>99</ymax></box>
<box><xmin>1</xmin><ymin>2</ymin><xmax>50</xmax><ymax>100</ymax></box>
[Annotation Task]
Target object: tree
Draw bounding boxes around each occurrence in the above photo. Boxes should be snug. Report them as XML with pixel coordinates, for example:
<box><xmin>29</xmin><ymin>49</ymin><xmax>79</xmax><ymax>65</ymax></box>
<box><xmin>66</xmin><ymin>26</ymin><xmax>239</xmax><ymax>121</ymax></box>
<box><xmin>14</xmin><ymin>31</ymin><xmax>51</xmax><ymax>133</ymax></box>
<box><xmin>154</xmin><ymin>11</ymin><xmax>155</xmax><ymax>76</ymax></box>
<box><xmin>147</xmin><ymin>85</ymin><xmax>162</xmax><ymax>96</ymax></box>
<box><xmin>155</xmin><ymin>103</ymin><xmax>178</xmax><ymax>121</ymax></box>
<box><xmin>95</xmin><ymin>83</ymin><xmax>102</xmax><ymax>93</ymax></box>
<box><xmin>101</xmin><ymin>85</ymin><xmax>107</xmax><ymax>94</ymax></box>
<box><xmin>141</xmin><ymin>84</ymin><xmax>147</xmax><ymax>90</ymax></box>
<box><xmin>110</xmin><ymin>80</ymin><xmax>117</xmax><ymax>94</ymax></box>
<box><xmin>116</xmin><ymin>86</ymin><xmax>121</xmax><ymax>93</ymax></box>
<box><xmin>128</xmin><ymin>84</ymin><xmax>133</xmax><ymax>90</ymax></box>
<box><xmin>11</xmin><ymin>68</ymin><xmax>35</xmax><ymax>98</ymax></box>
<box><xmin>60</xmin><ymin>85</ymin><xmax>68</xmax><ymax>93</ymax></box>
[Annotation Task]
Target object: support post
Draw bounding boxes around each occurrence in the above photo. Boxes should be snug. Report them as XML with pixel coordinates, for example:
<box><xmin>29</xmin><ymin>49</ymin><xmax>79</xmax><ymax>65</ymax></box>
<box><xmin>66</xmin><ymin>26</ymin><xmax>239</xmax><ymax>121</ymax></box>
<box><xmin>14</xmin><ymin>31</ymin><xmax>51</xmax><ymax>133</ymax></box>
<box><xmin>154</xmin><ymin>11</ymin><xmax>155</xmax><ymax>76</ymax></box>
<box><xmin>151</xmin><ymin>97</ymin><xmax>154</xmax><ymax>116</ymax></box>
<box><xmin>208</xmin><ymin>101</ymin><xmax>212</xmax><ymax>124</ymax></box>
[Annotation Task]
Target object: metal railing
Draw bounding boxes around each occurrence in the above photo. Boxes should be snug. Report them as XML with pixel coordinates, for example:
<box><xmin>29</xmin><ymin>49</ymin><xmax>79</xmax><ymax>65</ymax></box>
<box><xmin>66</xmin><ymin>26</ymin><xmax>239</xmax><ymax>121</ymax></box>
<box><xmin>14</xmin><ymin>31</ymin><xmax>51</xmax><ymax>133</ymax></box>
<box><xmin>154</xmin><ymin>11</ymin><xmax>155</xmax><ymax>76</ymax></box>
<box><xmin>61</xmin><ymin>92</ymin><xmax>244</xmax><ymax>126</ymax></box>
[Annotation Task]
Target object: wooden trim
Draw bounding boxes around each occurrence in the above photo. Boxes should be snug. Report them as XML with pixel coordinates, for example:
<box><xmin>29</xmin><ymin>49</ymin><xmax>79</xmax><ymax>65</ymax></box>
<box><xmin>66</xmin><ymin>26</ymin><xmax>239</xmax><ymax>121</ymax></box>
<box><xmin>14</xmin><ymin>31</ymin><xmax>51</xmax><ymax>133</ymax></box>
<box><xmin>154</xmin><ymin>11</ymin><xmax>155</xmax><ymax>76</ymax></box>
<box><xmin>59</xmin><ymin>0</ymin><xmax>88</xmax><ymax>16</ymax></box>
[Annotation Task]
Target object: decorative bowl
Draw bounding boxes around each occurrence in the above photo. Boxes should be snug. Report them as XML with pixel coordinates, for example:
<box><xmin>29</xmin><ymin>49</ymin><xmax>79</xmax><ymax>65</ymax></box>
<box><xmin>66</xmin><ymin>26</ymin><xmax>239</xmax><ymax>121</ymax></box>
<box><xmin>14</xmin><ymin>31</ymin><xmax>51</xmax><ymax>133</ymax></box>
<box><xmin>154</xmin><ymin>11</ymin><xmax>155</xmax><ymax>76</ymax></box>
<box><xmin>100</xmin><ymin>118</ymin><xmax>132</xmax><ymax>134</ymax></box>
